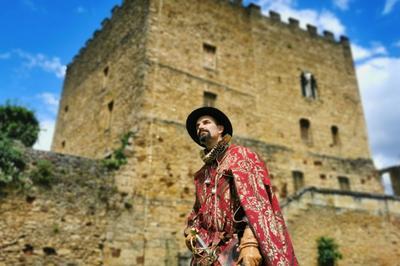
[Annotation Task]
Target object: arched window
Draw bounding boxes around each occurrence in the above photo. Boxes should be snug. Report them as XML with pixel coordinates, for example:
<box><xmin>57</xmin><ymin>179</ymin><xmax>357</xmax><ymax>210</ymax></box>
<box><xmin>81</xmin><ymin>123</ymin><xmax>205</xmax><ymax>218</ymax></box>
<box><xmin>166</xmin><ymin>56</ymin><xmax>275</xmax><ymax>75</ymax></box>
<box><xmin>299</xmin><ymin>118</ymin><xmax>311</xmax><ymax>144</ymax></box>
<box><xmin>331</xmin><ymin>125</ymin><xmax>340</xmax><ymax>146</ymax></box>
<box><xmin>203</xmin><ymin>43</ymin><xmax>217</xmax><ymax>70</ymax></box>
<box><xmin>300</xmin><ymin>71</ymin><xmax>317</xmax><ymax>99</ymax></box>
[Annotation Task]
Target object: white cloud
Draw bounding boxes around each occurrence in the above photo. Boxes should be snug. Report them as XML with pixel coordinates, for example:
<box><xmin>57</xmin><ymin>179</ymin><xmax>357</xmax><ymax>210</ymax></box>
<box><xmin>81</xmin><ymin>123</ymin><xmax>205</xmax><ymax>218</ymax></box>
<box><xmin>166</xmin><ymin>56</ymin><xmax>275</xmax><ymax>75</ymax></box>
<box><xmin>255</xmin><ymin>0</ymin><xmax>346</xmax><ymax>37</ymax></box>
<box><xmin>21</xmin><ymin>0</ymin><xmax>46</xmax><ymax>12</ymax></box>
<box><xmin>37</xmin><ymin>92</ymin><xmax>59</xmax><ymax>114</ymax></box>
<box><xmin>13</xmin><ymin>49</ymin><xmax>66</xmax><ymax>78</ymax></box>
<box><xmin>351</xmin><ymin>43</ymin><xmax>388</xmax><ymax>61</ymax></box>
<box><xmin>317</xmin><ymin>10</ymin><xmax>345</xmax><ymax>36</ymax></box>
<box><xmin>22</xmin><ymin>0</ymin><xmax>37</xmax><ymax>11</ymax></box>
<box><xmin>33</xmin><ymin>119</ymin><xmax>55</xmax><ymax>151</ymax></box>
<box><xmin>333</xmin><ymin>0</ymin><xmax>350</xmax><ymax>11</ymax></box>
<box><xmin>0</xmin><ymin>52</ymin><xmax>11</xmax><ymax>59</ymax></box>
<box><xmin>76</xmin><ymin>6</ymin><xmax>87</xmax><ymax>14</ymax></box>
<box><xmin>382</xmin><ymin>0</ymin><xmax>400</xmax><ymax>15</ymax></box>
<box><xmin>394</xmin><ymin>40</ymin><xmax>400</xmax><ymax>48</ymax></box>
<box><xmin>356</xmin><ymin>55</ymin><xmax>400</xmax><ymax>169</ymax></box>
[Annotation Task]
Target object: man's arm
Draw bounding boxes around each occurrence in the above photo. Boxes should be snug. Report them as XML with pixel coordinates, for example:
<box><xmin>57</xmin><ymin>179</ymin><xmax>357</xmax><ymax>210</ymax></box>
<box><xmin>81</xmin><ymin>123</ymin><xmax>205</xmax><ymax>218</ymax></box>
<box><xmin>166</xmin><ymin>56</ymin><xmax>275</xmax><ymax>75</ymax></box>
<box><xmin>184</xmin><ymin>194</ymin><xmax>201</xmax><ymax>251</ymax></box>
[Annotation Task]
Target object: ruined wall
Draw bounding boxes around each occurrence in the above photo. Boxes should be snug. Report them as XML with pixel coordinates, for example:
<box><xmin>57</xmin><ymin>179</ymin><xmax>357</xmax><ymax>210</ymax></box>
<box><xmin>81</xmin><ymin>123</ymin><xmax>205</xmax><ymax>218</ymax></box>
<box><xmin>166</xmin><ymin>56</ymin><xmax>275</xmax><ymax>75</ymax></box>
<box><xmin>52</xmin><ymin>0</ymin><xmax>150</xmax><ymax>159</ymax></box>
<box><xmin>0</xmin><ymin>149</ymin><xmax>122</xmax><ymax>265</ymax></box>
<box><xmin>283</xmin><ymin>188</ymin><xmax>400</xmax><ymax>265</ymax></box>
<box><xmin>1</xmin><ymin>149</ymin><xmax>398</xmax><ymax>265</ymax></box>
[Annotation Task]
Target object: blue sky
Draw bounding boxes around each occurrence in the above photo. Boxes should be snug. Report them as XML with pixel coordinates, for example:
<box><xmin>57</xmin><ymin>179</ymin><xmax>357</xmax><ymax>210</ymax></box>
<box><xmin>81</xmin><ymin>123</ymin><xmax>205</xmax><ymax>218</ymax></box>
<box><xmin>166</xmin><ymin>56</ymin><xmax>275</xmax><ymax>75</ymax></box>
<box><xmin>1</xmin><ymin>1</ymin><xmax>399</xmax><ymax>173</ymax></box>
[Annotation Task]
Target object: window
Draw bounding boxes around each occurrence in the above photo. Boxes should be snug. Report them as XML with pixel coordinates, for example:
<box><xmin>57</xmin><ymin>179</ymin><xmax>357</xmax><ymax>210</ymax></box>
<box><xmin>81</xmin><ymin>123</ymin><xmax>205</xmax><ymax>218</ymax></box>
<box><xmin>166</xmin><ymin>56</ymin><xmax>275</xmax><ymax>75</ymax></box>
<box><xmin>203</xmin><ymin>91</ymin><xmax>217</xmax><ymax>107</ymax></box>
<box><xmin>103</xmin><ymin>66</ymin><xmax>109</xmax><ymax>77</ymax></box>
<box><xmin>203</xmin><ymin>43</ymin><xmax>217</xmax><ymax>70</ymax></box>
<box><xmin>108</xmin><ymin>101</ymin><xmax>114</xmax><ymax>112</ymax></box>
<box><xmin>338</xmin><ymin>176</ymin><xmax>350</xmax><ymax>191</ymax></box>
<box><xmin>64</xmin><ymin>105</ymin><xmax>69</xmax><ymax>113</ymax></box>
<box><xmin>299</xmin><ymin>118</ymin><xmax>311</xmax><ymax>144</ymax></box>
<box><xmin>106</xmin><ymin>100</ymin><xmax>114</xmax><ymax>130</ymax></box>
<box><xmin>331</xmin><ymin>125</ymin><xmax>340</xmax><ymax>146</ymax></box>
<box><xmin>292</xmin><ymin>171</ymin><xmax>304</xmax><ymax>191</ymax></box>
<box><xmin>61</xmin><ymin>140</ymin><xmax>66</xmax><ymax>148</ymax></box>
<box><xmin>301</xmin><ymin>71</ymin><xmax>317</xmax><ymax>99</ymax></box>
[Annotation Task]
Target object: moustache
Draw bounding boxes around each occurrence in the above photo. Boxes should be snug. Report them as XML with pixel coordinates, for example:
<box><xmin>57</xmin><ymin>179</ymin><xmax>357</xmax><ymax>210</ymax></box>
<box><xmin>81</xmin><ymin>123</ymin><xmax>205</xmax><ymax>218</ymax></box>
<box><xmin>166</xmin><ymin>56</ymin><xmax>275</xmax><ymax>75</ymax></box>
<box><xmin>198</xmin><ymin>129</ymin><xmax>210</xmax><ymax>137</ymax></box>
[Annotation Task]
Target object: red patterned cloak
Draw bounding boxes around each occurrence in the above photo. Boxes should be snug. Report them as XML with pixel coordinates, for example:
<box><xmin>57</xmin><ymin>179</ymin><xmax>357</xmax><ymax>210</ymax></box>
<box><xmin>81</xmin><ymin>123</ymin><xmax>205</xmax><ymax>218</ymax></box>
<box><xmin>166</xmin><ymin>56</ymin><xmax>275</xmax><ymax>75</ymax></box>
<box><xmin>186</xmin><ymin>144</ymin><xmax>298</xmax><ymax>265</ymax></box>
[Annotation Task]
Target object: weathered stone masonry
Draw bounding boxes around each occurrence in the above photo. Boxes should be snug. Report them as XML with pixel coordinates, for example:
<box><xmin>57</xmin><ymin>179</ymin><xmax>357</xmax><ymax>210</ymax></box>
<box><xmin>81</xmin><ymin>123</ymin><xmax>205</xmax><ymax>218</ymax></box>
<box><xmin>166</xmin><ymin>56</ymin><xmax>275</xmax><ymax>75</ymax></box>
<box><xmin>46</xmin><ymin>0</ymin><xmax>400</xmax><ymax>265</ymax></box>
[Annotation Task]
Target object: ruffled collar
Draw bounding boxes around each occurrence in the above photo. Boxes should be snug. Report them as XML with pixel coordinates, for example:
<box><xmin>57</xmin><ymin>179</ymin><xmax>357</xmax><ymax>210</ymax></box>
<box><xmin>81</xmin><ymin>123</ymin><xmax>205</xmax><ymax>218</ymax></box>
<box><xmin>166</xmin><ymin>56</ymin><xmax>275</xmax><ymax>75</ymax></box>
<box><xmin>200</xmin><ymin>134</ymin><xmax>231</xmax><ymax>164</ymax></box>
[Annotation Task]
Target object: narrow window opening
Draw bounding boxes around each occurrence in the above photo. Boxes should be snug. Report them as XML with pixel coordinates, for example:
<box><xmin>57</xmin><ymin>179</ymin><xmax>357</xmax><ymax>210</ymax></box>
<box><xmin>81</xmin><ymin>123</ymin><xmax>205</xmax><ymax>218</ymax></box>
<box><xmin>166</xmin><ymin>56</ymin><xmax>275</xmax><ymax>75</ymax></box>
<box><xmin>331</xmin><ymin>125</ymin><xmax>340</xmax><ymax>146</ymax></box>
<box><xmin>292</xmin><ymin>171</ymin><xmax>304</xmax><ymax>192</ymax></box>
<box><xmin>108</xmin><ymin>101</ymin><xmax>114</xmax><ymax>112</ymax></box>
<box><xmin>106</xmin><ymin>100</ymin><xmax>114</xmax><ymax>131</ymax></box>
<box><xmin>203</xmin><ymin>91</ymin><xmax>217</xmax><ymax>107</ymax></box>
<box><xmin>338</xmin><ymin>176</ymin><xmax>350</xmax><ymax>191</ymax></box>
<box><xmin>299</xmin><ymin>118</ymin><xmax>311</xmax><ymax>144</ymax></box>
<box><xmin>103</xmin><ymin>66</ymin><xmax>109</xmax><ymax>77</ymax></box>
<box><xmin>61</xmin><ymin>141</ymin><xmax>66</xmax><ymax>148</ymax></box>
<box><xmin>301</xmin><ymin>71</ymin><xmax>318</xmax><ymax>99</ymax></box>
<box><xmin>64</xmin><ymin>105</ymin><xmax>69</xmax><ymax>113</ymax></box>
<box><xmin>280</xmin><ymin>183</ymin><xmax>288</xmax><ymax>198</ymax></box>
<box><xmin>203</xmin><ymin>43</ymin><xmax>217</xmax><ymax>70</ymax></box>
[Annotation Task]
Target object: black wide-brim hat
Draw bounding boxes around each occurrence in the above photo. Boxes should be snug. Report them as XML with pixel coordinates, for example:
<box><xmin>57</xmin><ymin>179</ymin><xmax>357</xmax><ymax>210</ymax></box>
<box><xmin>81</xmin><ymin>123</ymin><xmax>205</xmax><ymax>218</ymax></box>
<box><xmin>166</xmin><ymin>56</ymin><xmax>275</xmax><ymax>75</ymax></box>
<box><xmin>186</xmin><ymin>107</ymin><xmax>233</xmax><ymax>147</ymax></box>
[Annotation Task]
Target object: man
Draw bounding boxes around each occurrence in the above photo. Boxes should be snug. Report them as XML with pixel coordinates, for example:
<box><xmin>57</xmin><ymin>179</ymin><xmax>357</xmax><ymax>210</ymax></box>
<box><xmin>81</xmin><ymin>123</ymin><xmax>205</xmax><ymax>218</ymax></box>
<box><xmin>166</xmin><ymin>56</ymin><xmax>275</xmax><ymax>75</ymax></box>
<box><xmin>184</xmin><ymin>107</ymin><xmax>298</xmax><ymax>266</ymax></box>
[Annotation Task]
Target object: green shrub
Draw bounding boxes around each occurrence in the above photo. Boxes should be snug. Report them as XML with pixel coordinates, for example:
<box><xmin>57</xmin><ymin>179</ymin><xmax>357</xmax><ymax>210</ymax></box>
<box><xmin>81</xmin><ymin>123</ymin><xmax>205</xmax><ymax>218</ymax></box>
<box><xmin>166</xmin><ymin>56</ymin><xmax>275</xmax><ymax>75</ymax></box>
<box><xmin>102</xmin><ymin>132</ymin><xmax>132</xmax><ymax>171</ymax></box>
<box><xmin>0</xmin><ymin>135</ymin><xmax>26</xmax><ymax>185</ymax></box>
<box><xmin>30</xmin><ymin>159</ymin><xmax>55</xmax><ymax>187</ymax></box>
<box><xmin>0</xmin><ymin>102</ymin><xmax>40</xmax><ymax>147</ymax></box>
<box><xmin>317</xmin><ymin>236</ymin><xmax>343</xmax><ymax>266</ymax></box>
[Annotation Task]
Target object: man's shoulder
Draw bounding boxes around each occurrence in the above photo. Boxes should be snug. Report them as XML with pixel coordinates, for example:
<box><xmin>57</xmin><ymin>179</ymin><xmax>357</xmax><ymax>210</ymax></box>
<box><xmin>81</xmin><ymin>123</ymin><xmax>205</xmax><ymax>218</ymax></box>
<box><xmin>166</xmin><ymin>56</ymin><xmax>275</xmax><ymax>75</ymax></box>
<box><xmin>227</xmin><ymin>144</ymin><xmax>264</xmax><ymax>164</ymax></box>
<box><xmin>227</xmin><ymin>144</ymin><xmax>255</xmax><ymax>155</ymax></box>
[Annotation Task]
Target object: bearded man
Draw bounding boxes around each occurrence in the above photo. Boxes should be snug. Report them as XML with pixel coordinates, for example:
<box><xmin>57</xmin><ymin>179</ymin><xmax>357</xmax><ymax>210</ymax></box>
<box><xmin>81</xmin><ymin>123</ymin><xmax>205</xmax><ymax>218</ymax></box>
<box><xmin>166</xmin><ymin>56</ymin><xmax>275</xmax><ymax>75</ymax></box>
<box><xmin>184</xmin><ymin>107</ymin><xmax>298</xmax><ymax>266</ymax></box>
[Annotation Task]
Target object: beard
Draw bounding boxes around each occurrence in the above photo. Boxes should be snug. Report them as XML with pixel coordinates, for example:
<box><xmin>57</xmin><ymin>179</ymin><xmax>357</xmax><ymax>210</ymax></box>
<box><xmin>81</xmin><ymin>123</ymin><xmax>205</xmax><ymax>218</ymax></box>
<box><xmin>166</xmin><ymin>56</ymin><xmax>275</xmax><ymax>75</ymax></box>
<box><xmin>198</xmin><ymin>130</ymin><xmax>211</xmax><ymax>144</ymax></box>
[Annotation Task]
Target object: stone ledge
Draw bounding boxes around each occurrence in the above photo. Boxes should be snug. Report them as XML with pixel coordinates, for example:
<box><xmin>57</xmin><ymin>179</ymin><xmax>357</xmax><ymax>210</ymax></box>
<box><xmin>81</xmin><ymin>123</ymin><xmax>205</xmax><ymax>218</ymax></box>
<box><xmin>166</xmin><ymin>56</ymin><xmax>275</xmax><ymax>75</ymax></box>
<box><xmin>281</xmin><ymin>187</ymin><xmax>400</xmax><ymax>214</ymax></box>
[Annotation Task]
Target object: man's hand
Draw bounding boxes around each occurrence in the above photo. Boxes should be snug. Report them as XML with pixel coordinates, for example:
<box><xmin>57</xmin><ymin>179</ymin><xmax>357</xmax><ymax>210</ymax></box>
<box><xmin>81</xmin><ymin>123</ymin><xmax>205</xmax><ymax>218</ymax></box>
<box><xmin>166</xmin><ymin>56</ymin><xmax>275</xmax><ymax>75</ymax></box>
<box><xmin>237</xmin><ymin>226</ymin><xmax>262</xmax><ymax>266</ymax></box>
<box><xmin>185</xmin><ymin>234</ymin><xmax>196</xmax><ymax>251</ymax></box>
<box><xmin>184</xmin><ymin>228</ymin><xmax>197</xmax><ymax>252</ymax></box>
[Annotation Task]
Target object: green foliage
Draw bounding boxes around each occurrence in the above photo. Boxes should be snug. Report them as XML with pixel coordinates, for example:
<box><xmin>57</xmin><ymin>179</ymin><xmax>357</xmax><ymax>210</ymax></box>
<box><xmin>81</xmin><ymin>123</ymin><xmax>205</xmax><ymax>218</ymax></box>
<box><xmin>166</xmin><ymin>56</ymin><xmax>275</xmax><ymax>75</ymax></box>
<box><xmin>0</xmin><ymin>135</ymin><xmax>26</xmax><ymax>185</ymax></box>
<box><xmin>30</xmin><ymin>159</ymin><xmax>55</xmax><ymax>187</ymax></box>
<box><xmin>317</xmin><ymin>236</ymin><xmax>343</xmax><ymax>266</ymax></box>
<box><xmin>52</xmin><ymin>223</ymin><xmax>60</xmax><ymax>234</ymax></box>
<box><xmin>102</xmin><ymin>132</ymin><xmax>133</xmax><ymax>171</ymax></box>
<box><xmin>0</xmin><ymin>102</ymin><xmax>40</xmax><ymax>147</ymax></box>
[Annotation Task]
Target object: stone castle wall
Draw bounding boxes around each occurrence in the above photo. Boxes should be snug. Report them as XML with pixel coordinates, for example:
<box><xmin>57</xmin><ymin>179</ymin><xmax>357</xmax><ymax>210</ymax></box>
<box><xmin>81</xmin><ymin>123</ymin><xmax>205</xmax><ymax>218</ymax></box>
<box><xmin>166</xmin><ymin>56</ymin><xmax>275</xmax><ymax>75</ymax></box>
<box><xmin>1</xmin><ymin>149</ymin><xmax>399</xmax><ymax>265</ymax></box>
<box><xmin>47</xmin><ymin>0</ymin><xmax>390</xmax><ymax>265</ymax></box>
<box><xmin>52</xmin><ymin>0</ymin><xmax>149</xmax><ymax>159</ymax></box>
<box><xmin>284</xmin><ymin>188</ymin><xmax>400</xmax><ymax>265</ymax></box>
<box><xmin>136</xmin><ymin>0</ymin><xmax>381</xmax><ymax>203</ymax></box>
<box><xmin>0</xmin><ymin>149</ymin><xmax>118</xmax><ymax>265</ymax></box>
<box><xmin>52</xmin><ymin>0</ymin><xmax>381</xmax><ymax>196</ymax></box>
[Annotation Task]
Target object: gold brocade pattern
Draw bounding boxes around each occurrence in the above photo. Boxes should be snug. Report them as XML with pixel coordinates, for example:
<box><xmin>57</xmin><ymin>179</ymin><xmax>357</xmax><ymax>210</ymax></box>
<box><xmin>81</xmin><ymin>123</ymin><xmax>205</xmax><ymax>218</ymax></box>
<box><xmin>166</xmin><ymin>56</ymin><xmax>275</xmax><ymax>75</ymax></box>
<box><xmin>186</xmin><ymin>144</ymin><xmax>298</xmax><ymax>265</ymax></box>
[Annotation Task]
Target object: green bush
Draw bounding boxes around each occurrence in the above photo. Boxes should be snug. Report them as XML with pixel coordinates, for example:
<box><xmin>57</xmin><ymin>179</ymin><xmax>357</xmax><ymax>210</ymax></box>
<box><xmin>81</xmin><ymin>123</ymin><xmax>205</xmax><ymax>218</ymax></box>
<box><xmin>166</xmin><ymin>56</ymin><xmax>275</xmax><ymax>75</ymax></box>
<box><xmin>0</xmin><ymin>102</ymin><xmax>40</xmax><ymax>147</ymax></box>
<box><xmin>102</xmin><ymin>132</ymin><xmax>132</xmax><ymax>171</ymax></box>
<box><xmin>0</xmin><ymin>135</ymin><xmax>26</xmax><ymax>185</ymax></box>
<box><xmin>317</xmin><ymin>236</ymin><xmax>343</xmax><ymax>266</ymax></box>
<box><xmin>30</xmin><ymin>159</ymin><xmax>55</xmax><ymax>187</ymax></box>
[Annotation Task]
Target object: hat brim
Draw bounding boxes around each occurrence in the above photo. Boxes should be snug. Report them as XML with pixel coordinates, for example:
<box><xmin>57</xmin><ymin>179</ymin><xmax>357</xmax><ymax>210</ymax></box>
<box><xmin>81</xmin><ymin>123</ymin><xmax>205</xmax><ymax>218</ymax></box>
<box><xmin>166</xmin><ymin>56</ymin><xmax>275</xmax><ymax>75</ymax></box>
<box><xmin>186</xmin><ymin>107</ymin><xmax>233</xmax><ymax>147</ymax></box>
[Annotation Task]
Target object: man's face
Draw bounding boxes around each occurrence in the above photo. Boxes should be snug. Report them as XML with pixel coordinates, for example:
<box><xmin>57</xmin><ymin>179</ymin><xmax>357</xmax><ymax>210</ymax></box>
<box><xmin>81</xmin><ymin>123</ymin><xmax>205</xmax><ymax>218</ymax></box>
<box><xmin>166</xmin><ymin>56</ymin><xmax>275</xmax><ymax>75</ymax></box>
<box><xmin>196</xmin><ymin>115</ymin><xmax>224</xmax><ymax>146</ymax></box>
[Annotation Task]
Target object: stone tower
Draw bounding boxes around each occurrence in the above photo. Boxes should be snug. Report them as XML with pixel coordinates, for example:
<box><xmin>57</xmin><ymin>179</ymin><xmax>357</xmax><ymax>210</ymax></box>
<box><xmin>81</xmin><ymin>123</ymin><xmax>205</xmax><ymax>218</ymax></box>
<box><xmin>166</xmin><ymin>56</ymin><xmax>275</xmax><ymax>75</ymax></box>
<box><xmin>52</xmin><ymin>0</ymin><xmax>392</xmax><ymax>264</ymax></box>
